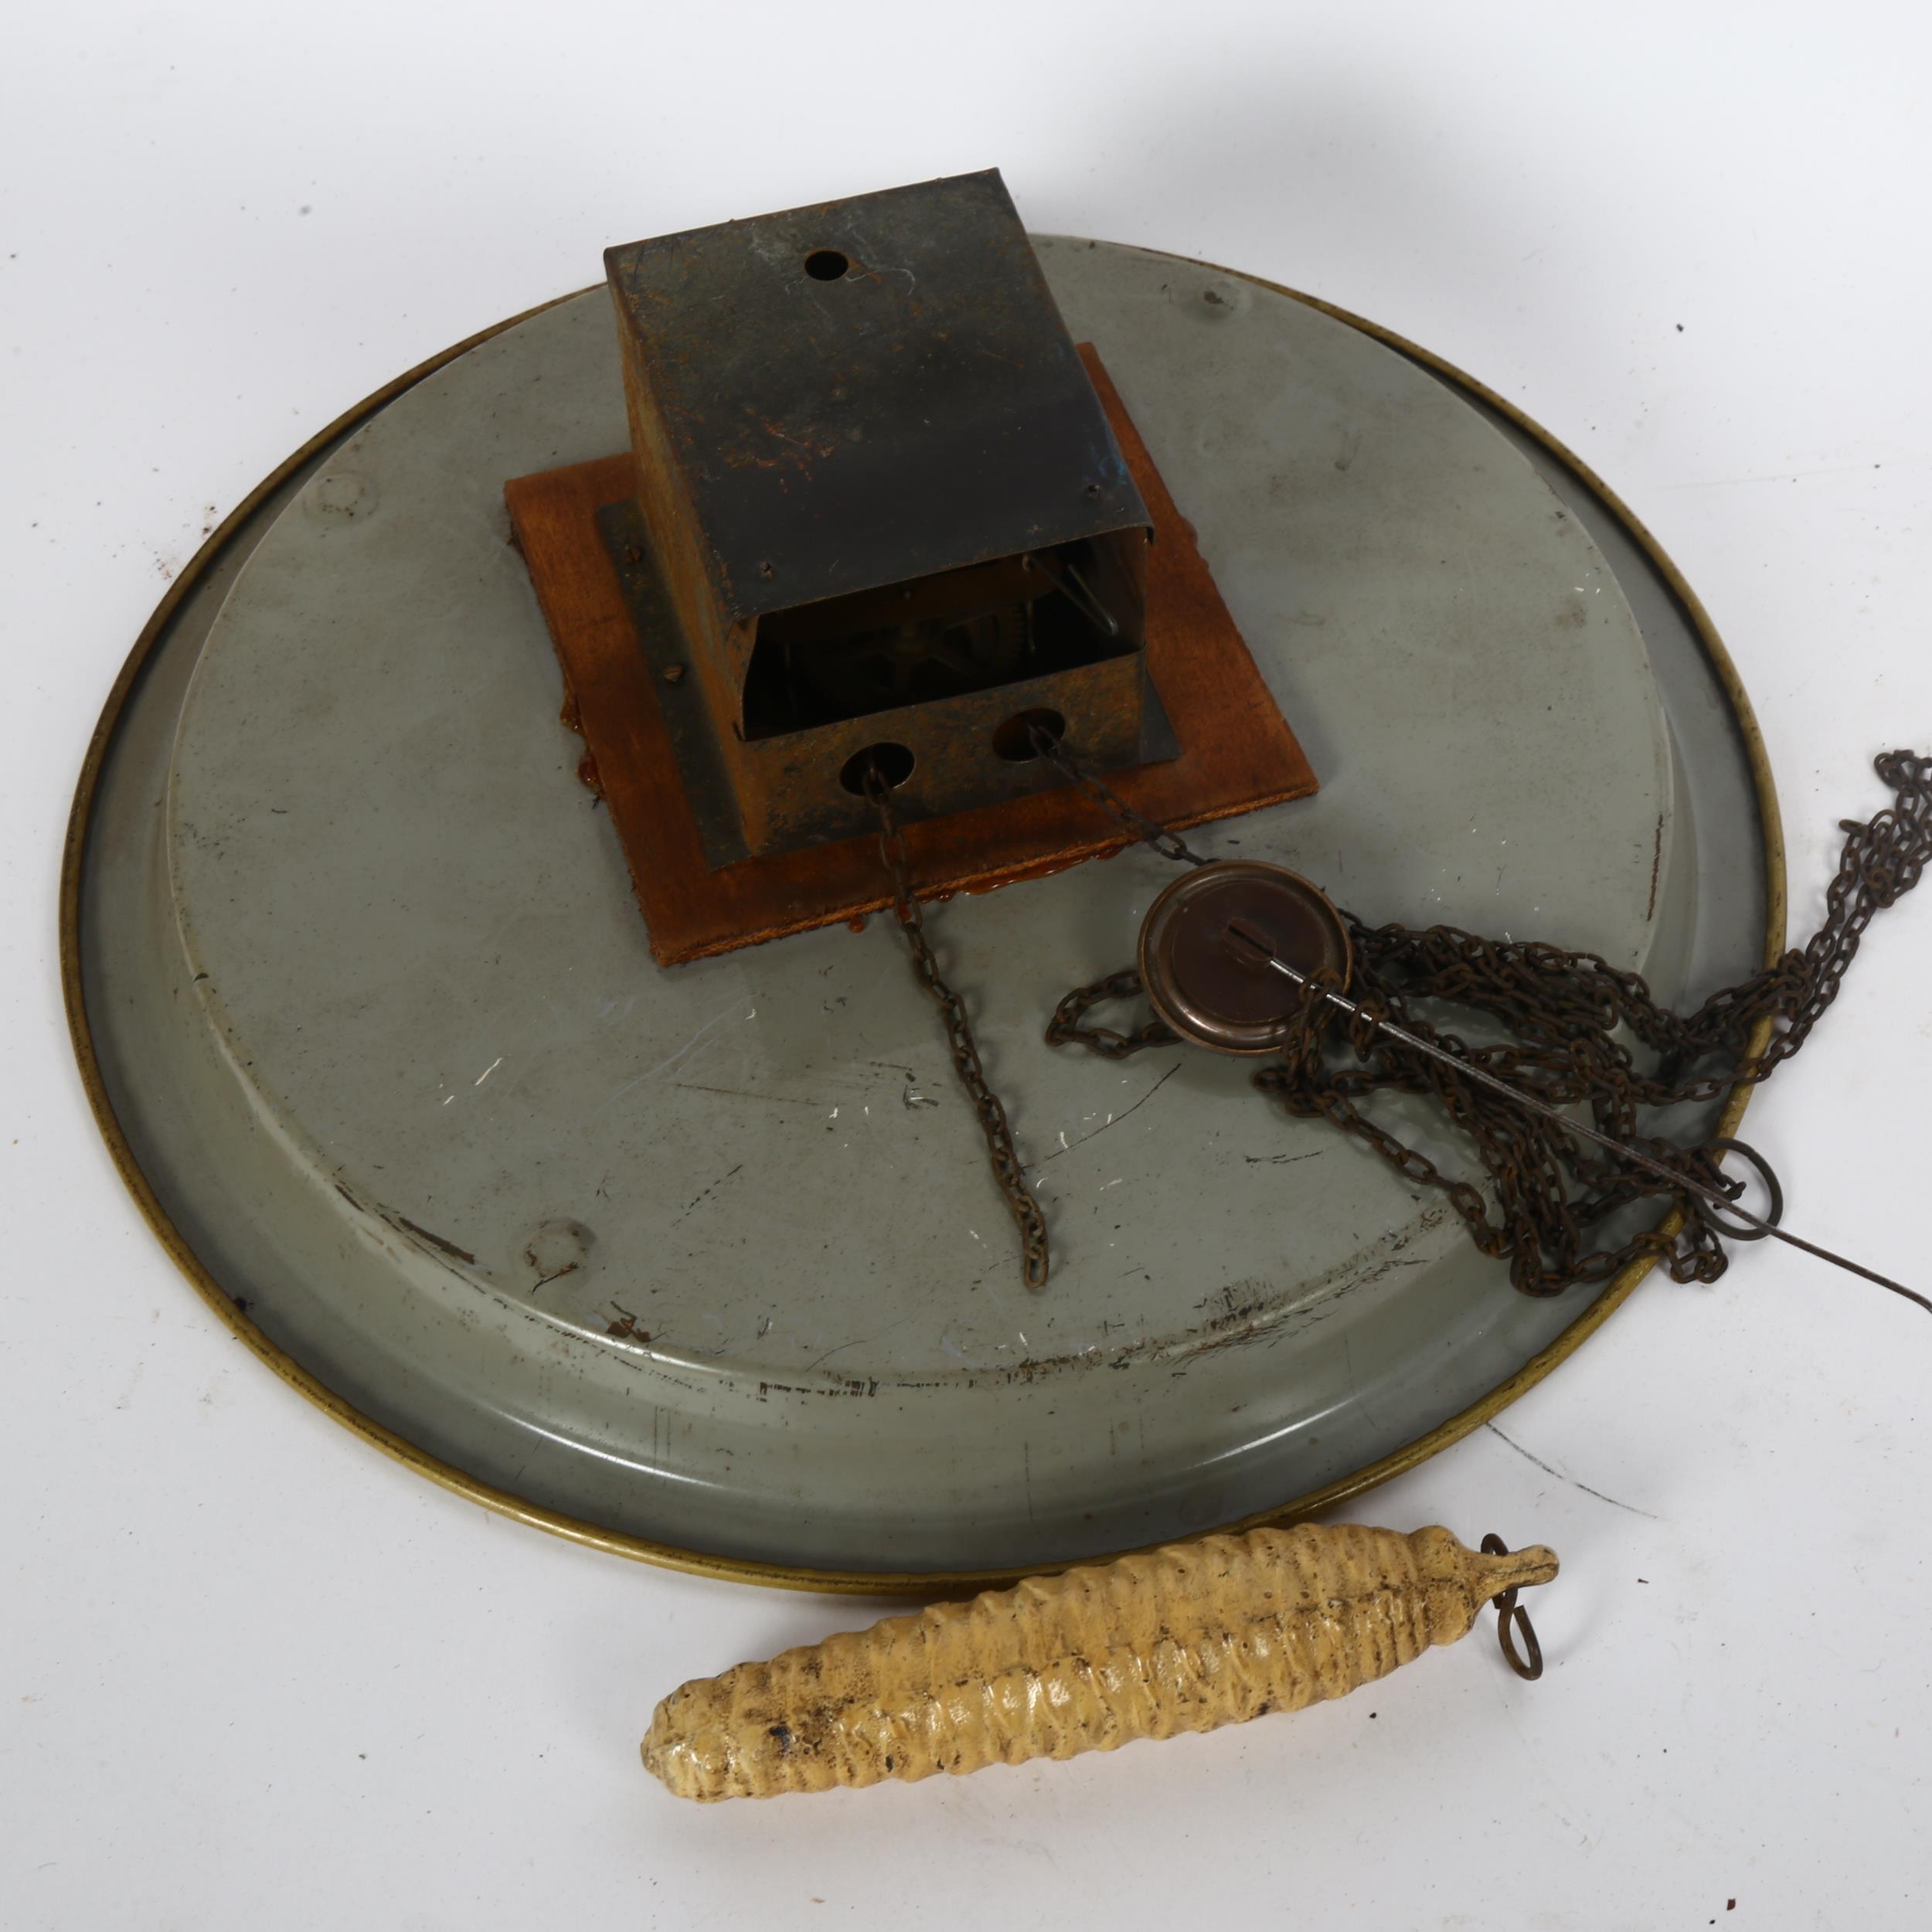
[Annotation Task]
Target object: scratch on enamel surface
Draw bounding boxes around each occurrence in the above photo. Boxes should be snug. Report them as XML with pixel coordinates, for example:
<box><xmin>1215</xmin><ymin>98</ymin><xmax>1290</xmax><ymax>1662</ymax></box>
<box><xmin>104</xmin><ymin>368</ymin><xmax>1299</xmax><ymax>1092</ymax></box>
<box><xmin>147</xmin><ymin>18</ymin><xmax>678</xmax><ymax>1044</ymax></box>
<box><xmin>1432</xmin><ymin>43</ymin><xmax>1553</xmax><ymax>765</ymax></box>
<box><xmin>474</xmin><ymin>1056</ymin><xmax>503</xmax><ymax>1087</ymax></box>
<box><xmin>601</xmin><ymin>1003</ymin><xmax>743</xmax><ymax>1106</ymax></box>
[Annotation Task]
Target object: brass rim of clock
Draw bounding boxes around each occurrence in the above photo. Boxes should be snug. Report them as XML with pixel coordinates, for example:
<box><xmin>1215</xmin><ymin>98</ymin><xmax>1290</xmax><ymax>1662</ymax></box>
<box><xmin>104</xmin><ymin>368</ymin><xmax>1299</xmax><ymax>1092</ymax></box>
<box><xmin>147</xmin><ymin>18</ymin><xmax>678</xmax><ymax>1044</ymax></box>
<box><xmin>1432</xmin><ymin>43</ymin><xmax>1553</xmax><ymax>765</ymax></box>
<box><xmin>60</xmin><ymin>257</ymin><xmax>1787</xmax><ymax>1596</ymax></box>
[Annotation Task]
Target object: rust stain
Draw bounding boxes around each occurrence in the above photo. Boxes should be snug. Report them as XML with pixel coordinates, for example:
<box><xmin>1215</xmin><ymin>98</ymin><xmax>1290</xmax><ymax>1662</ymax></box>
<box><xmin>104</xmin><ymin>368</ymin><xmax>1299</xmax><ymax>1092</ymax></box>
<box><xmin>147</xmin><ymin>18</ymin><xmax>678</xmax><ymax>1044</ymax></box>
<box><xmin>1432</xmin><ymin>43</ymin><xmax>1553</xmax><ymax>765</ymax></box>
<box><xmin>733</xmin><ymin>1208</ymin><xmax>1453</xmax><ymax>1403</ymax></box>
<box><xmin>392</xmin><ymin>1215</ymin><xmax>478</xmax><ymax>1267</ymax></box>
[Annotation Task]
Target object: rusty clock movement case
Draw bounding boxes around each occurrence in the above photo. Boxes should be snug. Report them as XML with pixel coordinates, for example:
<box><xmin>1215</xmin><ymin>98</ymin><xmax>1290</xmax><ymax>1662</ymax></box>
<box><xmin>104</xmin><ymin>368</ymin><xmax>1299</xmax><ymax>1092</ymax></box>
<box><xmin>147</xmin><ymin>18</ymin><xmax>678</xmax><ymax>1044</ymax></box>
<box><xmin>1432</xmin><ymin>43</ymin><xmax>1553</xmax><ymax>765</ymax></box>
<box><xmin>506</xmin><ymin>171</ymin><xmax>1315</xmax><ymax>961</ymax></box>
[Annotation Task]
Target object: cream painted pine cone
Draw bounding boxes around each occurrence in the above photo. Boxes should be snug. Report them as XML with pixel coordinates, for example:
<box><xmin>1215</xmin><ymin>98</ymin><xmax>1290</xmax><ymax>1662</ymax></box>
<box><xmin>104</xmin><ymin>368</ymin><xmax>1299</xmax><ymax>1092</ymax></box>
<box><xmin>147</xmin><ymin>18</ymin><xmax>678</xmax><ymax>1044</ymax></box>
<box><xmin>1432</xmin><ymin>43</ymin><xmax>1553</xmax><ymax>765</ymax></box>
<box><xmin>643</xmin><ymin>1522</ymin><xmax>1556</xmax><ymax>1800</ymax></box>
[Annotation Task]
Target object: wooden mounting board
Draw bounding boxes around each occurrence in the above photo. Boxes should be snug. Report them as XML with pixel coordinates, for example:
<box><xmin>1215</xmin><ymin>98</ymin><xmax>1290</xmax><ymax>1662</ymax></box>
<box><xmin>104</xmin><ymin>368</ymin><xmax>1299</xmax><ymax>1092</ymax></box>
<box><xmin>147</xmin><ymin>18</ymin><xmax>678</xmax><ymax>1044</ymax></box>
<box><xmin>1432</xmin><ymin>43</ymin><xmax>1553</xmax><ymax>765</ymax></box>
<box><xmin>505</xmin><ymin>350</ymin><xmax>1318</xmax><ymax>964</ymax></box>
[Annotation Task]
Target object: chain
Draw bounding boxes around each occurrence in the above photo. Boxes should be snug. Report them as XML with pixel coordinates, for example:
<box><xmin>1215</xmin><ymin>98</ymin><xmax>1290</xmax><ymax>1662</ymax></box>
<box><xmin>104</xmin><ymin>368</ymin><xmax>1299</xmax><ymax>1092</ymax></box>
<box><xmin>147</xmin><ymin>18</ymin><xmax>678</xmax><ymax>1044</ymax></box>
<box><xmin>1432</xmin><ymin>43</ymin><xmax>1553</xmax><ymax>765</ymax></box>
<box><xmin>1032</xmin><ymin>726</ymin><xmax>1215</xmax><ymax>867</ymax></box>
<box><xmin>1043</xmin><ymin>741</ymin><xmax>1932</xmax><ymax>1299</ymax></box>
<box><xmin>864</xmin><ymin>767</ymin><xmax>1051</xmax><ymax>1291</ymax></box>
<box><xmin>1028</xmin><ymin>724</ymin><xmax>1206</xmax><ymax>1057</ymax></box>
<box><xmin>1046</xmin><ymin>970</ymin><xmax>1179</xmax><ymax>1058</ymax></box>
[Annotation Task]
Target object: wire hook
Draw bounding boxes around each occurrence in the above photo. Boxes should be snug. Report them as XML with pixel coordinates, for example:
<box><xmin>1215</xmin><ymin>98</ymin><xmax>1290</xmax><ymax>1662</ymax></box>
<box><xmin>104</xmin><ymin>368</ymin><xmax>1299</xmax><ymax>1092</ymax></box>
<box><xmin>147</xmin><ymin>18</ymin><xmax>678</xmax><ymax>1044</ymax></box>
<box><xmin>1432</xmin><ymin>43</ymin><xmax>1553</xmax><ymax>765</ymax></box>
<box><xmin>1481</xmin><ymin>1533</ymin><xmax>1546</xmax><ymax>1682</ymax></box>
<box><xmin>1692</xmin><ymin>1135</ymin><xmax>1784</xmax><ymax>1242</ymax></box>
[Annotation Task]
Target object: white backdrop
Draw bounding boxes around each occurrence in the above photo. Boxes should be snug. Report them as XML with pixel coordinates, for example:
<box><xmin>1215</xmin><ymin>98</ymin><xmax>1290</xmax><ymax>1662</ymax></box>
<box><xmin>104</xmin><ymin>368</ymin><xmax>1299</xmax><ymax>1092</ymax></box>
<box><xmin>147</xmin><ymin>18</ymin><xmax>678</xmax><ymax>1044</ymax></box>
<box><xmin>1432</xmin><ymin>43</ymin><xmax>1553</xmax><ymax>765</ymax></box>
<box><xmin>5</xmin><ymin>5</ymin><xmax>1930</xmax><ymax>1927</ymax></box>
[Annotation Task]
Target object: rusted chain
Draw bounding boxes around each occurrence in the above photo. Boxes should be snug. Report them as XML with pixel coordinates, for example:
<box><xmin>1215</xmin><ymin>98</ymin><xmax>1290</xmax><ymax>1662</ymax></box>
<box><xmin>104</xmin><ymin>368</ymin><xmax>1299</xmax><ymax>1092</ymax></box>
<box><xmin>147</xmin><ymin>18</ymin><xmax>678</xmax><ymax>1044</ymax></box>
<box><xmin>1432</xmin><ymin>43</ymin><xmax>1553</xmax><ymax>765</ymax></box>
<box><xmin>1045</xmin><ymin>747</ymin><xmax>1931</xmax><ymax>1298</ymax></box>
<box><xmin>866</xmin><ymin>765</ymin><xmax>1051</xmax><ymax>1291</ymax></box>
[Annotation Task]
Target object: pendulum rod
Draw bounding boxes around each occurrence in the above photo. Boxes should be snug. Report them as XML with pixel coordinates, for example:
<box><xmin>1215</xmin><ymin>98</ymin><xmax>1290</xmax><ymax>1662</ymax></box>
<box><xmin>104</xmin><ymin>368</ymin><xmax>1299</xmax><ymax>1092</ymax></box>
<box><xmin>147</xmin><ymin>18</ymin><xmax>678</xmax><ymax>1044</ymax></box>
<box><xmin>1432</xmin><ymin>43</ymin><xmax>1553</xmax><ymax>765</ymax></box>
<box><xmin>1223</xmin><ymin>920</ymin><xmax>1928</xmax><ymax>1315</ymax></box>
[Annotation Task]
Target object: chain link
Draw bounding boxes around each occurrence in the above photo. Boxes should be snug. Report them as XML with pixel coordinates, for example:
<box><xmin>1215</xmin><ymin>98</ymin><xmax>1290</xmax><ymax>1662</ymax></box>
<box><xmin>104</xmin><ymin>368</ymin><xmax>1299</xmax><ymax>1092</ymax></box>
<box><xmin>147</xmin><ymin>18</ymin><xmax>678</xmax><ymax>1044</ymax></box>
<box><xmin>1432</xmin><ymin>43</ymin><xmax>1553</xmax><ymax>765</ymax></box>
<box><xmin>1045</xmin><ymin>970</ymin><xmax>1179</xmax><ymax>1059</ymax></box>
<box><xmin>1031</xmin><ymin>726</ymin><xmax>1215</xmax><ymax>867</ymax></box>
<box><xmin>865</xmin><ymin>767</ymin><xmax>1051</xmax><ymax>1291</ymax></box>
<box><xmin>1043</xmin><ymin>743</ymin><xmax>1932</xmax><ymax>1298</ymax></box>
